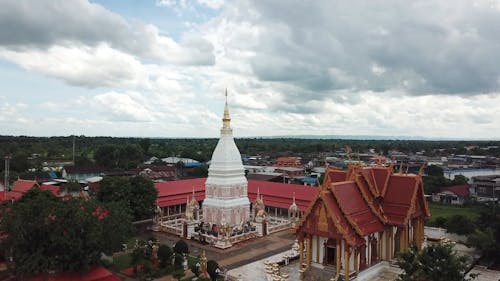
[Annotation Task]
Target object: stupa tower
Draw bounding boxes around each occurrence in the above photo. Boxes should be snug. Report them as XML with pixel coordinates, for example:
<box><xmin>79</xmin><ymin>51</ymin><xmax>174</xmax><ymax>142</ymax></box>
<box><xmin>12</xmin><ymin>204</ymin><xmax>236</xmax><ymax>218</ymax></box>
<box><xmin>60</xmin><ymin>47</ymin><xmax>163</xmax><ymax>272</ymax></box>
<box><xmin>202</xmin><ymin>90</ymin><xmax>250</xmax><ymax>228</ymax></box>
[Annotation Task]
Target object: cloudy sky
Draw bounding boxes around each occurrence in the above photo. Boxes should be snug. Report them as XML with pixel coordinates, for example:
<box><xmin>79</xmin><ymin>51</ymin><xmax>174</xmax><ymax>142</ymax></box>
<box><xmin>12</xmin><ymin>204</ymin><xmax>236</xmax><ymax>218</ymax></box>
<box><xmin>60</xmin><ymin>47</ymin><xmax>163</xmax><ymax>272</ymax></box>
<box><xmin>1</xmin><ymin>0</ymin><xmax>500</xmax><ymax>139</ymax></box>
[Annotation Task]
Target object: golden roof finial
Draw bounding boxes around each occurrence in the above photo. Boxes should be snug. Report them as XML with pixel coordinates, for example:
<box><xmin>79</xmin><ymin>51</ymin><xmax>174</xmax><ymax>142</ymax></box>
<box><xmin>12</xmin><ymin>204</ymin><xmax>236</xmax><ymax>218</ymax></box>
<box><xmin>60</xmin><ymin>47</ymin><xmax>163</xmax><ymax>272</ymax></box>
<box><xmin>222</xmin><ymin>88</ymin><xmax>231</xmax><ymax>129</ymax></box>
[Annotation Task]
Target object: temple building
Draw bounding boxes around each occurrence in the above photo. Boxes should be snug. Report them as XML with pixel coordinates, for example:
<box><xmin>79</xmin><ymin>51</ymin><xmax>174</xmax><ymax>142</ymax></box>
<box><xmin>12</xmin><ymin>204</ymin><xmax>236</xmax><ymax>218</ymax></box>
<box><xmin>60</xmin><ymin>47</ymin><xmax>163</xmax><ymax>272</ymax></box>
<box><xmin>202</xmin><ymin>90</ymin><xmax>250</xmax><ymax>228</ymax></box>
<box><xmin>295</xmin><ymin>164</ymin><xmax>430</xmax><ymax>280</ymax></box>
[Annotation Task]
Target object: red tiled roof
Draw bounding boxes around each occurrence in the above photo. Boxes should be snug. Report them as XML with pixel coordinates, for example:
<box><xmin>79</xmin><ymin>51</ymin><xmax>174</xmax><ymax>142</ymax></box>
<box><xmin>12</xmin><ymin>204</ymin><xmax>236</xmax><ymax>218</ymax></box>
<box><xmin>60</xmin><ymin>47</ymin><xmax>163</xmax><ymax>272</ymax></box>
<box><xmin>332</xmin><ymin>181</ymin><xmax>385</xmax><ymax>236</ymax></box>
<box><xmin>323</xmin><ymin>169</ymin><xmax>347</xmax><ymax>187</ymax></box>
<box><xmin>29</xmin><ymin>266</ymin><xmax>121</xmax><ymax>281</ymax></box>
<box><xmin>320</xmin><ymin>191</ymin><xmax>365</xmax><ymax>246</ymax></box>
<box><xmin>155</xmin><ymin>178</ymin><xmax>206</xmax><ymax>207</ymax></box>
<box><xmin>371</xmin><ymin>167</ymin><xmax>391</xmax><ymax>196</ymax></box>
<box><xmin>248</xmin><ymin>180</ymin><xmax>316</xmax><ymax>211</ymax></box>
<box><xmin>381</xmin><ymin>175</ymin><xmax>419</xmax><ymax>225</ymax></box>
<box><xmin>440</xmin><ymin>185</ymin><xmax>469</xmax><ymax>197</ymax></box>
<box><xmin>154</xmin><ymin>178</ymin><xmax>317</xmax><ymax>211</ymax></box>
<box><xmin>40</xmin><ymin>184</ymin><xmax>60</xmax><ymax>196</ymax></box>
<box><xmin>11</xmin><ymin>179</ymin><xmax>39</xmax><ymax>194</ymax></box>
<box><xmin>297</xmin><ymin>165</ymin><xmax>430</xmax><ymax>242</ymax></box>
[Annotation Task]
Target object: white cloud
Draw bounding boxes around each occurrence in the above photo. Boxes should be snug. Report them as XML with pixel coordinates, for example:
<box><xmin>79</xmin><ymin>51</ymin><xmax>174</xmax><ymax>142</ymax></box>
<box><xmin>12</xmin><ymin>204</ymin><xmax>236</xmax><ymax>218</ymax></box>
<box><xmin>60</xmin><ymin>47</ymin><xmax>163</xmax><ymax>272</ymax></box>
<box><xmin>92</xmin><ymin>92</ymin><xmax>155</xmax><ymax>122</ymax></box>
<box><xmin>0</xmin><ymin>44</ymin><xmax>149</xmax><ymax>88</ymax></box>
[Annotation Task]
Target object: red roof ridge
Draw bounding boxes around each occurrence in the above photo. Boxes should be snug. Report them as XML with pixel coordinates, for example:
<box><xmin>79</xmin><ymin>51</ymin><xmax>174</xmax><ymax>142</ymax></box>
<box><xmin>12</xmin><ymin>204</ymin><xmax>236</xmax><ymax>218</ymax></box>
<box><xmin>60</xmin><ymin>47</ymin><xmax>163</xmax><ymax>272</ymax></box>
<box><xmin>320</xmin><ymin>191</ymin><xmax>364</xmax><ymax>246</ymax></box>
<box><xmin>330</xmin><ymin>181</ymin><xmax>383</xmax><ymax>238</ymax></box>
<box><xmin>354</xmin><ymin>176</ymin><xmax>388</xmax><ymax>224</ymax></box>
<box><xmin>403</xmin><ymin>179</ymin><xmax>421</xmax><ymax>225</ymax></box>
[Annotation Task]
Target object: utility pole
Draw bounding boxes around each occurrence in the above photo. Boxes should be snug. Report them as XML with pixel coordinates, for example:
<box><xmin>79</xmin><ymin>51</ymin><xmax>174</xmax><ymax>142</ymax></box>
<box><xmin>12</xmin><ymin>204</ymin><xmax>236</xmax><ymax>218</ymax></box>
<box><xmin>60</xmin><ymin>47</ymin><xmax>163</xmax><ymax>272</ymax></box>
<box><xmin>72</xmin><ymin>135</ymin><xmax>76</xmax><ymax>165</ymax></box>
<box><xmin>4</xmin><ymin>155</ymin><xmax>11</xmax><ymax>199</ymax></box>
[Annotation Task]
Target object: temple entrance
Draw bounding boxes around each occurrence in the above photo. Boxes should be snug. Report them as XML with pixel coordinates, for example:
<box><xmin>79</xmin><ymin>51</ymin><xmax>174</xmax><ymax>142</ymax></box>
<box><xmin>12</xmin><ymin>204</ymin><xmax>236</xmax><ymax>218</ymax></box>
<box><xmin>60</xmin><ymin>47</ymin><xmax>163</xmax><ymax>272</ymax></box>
<box><xmin>323</xmin><ymin>238</ymin><xmax>337</xmax><ymax>267</ymax></box>
<box><xmin>326</xmin><ymin>246</ymin><xmax>336</xmax><ymax>265</ymax></box>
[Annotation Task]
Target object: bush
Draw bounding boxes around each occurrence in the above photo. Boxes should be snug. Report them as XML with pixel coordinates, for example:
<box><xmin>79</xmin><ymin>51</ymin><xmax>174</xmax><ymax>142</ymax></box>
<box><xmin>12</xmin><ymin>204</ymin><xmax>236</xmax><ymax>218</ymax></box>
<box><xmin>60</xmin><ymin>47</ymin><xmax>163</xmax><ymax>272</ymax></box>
<box><xmin>207</xmin><ymin>260</ymin><xmax>219</xmax><ymax>281</ymax></box>
<box><xmin>174</xmin><ymin>253</ymin><xmax>184</xmax><ymax>269</ymax></box>
<box><xmin>433</xmin><ymin>217</ymin><xmax>448</xmax><ymax>228</ymax></box>
<box><xmin>172</xmin><ymin>269</ymin><xmax>185</xmax><ymax>281</ymax></box>
<box><xmin>158</xmin><ymin>244</ymin><xmax>173</xmax><ymax>268</ymax></box>
<box><xmin>445</xmin><ymin>215</ymin><xmax>475</xmax><ymax>235</ymax></box>
<box><xmin>190</xmin><ymin>261</ymin><xmax>200</xmax><ymax>277</ymax></box>
<box><xmin>174</xmin><ymin>240</ymin><xmax>189</xmax><ymax>254</ymax></box>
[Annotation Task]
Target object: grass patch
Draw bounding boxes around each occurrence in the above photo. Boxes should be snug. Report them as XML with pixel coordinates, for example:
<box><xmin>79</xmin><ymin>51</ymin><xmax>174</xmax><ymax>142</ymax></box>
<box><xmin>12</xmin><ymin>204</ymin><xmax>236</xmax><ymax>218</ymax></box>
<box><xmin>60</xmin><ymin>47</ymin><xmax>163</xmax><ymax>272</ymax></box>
<box><xmin>112</xmin><ymin>254</ymin><xmax>133</xmax><ymax>271</ymax></box>
<box><xmin>427</xmin><ymin>202</ymin><xmax>480</xmax><ymax>225</ymax></box>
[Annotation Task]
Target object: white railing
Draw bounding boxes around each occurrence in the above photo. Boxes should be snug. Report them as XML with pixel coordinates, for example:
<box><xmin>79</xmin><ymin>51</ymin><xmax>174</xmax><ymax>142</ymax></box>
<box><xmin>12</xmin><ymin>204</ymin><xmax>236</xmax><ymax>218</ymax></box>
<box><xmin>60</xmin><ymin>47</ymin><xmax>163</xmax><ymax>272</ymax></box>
<box><xmin>160</xmin><ymin>222</ymin><xmax>183</xmax><ymax>236</ymax></box>
<box><xmin>268</xmin><ymin>222</ymin><xmax>292</xmax><ymax>234</ymax></box>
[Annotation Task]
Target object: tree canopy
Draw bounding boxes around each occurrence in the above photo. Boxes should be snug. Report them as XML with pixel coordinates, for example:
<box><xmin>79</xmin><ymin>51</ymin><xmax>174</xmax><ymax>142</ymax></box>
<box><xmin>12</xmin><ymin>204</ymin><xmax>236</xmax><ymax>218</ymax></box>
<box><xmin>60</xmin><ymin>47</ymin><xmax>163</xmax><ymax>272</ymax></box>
<box><xmin>97</xmin><ymin>176</ymin><xmax>158</xmax><ymax>221</ymax></box>
<box><xmin>397</xmin><ymin>243</ymin><xmax>476</xmax><ymax>281</ymax></box>
<box><xmin>0</xmin><ymin>189</ymin><xmax>133</xmax><ymax>278</ymax></box>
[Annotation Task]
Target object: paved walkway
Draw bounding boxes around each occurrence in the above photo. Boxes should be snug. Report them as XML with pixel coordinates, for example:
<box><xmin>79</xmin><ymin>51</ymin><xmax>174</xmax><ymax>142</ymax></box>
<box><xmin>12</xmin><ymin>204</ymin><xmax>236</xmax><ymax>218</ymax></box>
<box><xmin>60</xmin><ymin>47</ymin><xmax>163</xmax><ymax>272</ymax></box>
<box><xmin>149</xmin><ymin>230</ymin><xmax>296</xmax><ymax>270</ymax></box>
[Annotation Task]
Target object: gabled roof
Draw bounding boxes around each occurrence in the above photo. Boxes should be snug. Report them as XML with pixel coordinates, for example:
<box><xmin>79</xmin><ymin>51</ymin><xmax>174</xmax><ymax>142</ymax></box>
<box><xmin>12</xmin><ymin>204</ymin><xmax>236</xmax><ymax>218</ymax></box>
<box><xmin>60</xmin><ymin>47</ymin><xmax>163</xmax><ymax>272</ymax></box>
<box><xmin>40</xmin><ymin>184</ymin><xmax>60</xmax><ymax>196</ymax></box>
<box><xmin>382</xmin><ymin>175</ymin><xmax>420</xmax><ymax>225</ymax></box>
<box><xmin>439</xmin><ymin>185</ymin><xmax>469</xmax><ymax>197</ymax></box>
<box><xmin>29</xmin><ymin>266</ymin><xmax>120</xmax><ymax>281</ymax></box>
<box><xmin>297</xmin><ymin>165</ymin><xmax>431</xmax><ymax>241</ymax></box>
<box><xmin>63</xmin><ymin>166</ymin><xmax>104</xmax><ymax>174</ymax></box>
<box><xmin>331</xmin><ymin>181</ymin><xmax>385</xmax><ymax>236</ymax></box>
<box><xmin>11</xmin><ymin>179</ymin><xmax>39</xmax><ymax>194</ymax></box>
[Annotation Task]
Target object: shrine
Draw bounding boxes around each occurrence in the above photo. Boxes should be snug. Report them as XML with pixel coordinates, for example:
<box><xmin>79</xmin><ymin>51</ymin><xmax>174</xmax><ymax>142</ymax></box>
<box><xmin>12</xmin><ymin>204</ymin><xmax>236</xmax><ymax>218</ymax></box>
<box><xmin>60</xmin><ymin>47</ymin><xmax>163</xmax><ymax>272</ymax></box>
<box><xmin>295</xmin><ymin>163</ymin><xmax>430</xmax><ymax>280</ymax></box>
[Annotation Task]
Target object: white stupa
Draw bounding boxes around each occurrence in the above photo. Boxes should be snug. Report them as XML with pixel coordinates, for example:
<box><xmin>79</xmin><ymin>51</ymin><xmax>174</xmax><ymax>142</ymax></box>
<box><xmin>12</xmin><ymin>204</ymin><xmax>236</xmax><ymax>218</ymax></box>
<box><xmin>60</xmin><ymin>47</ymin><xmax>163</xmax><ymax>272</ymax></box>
<box><xmin>202</xmin><ymin>90</ymin><xmax>250</xmax><ymax>228</ymax></box>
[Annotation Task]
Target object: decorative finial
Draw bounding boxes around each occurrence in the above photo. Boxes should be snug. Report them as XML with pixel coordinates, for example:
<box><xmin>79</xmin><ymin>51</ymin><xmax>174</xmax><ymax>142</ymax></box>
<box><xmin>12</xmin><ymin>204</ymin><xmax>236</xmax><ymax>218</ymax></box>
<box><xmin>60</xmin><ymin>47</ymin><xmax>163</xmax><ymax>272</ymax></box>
<box><xmin>222</xmin><ymin>89</ymin><xmax>231</xmax><ymax>130</ymax></box>
<box><xmin>192</xmin><ymin>187</ymin><xmax>195</xmax><ymax>198</ymax></box>
<box><xmin>418</xmin><ymin>163</ymin><xmax>426</xmax><ymax>176</ymax></box>
<box><xmin>293</xmin><ymin>192</ymin><xmax>296</xmax><ymax>204</ymax></box>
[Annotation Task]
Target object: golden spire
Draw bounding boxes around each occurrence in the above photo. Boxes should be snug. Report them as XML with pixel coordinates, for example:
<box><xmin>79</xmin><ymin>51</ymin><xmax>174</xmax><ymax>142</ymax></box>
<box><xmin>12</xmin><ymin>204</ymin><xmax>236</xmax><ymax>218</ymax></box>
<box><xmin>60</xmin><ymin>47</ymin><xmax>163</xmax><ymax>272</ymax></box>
<box><xmin>222</xmin><ymin>88</ymin><xmax>231</xmax><ymax>129</ymax></box>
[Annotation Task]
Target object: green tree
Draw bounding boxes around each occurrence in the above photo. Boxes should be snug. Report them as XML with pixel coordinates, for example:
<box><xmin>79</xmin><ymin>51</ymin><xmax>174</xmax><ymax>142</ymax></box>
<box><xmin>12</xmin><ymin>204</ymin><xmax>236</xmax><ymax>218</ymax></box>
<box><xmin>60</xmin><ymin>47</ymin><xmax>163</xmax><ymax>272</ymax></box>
<box><xmin>0</xmin><ymin>189</ymin><xmax>132</xmax><ymax>278</ymax></box>
<box><xmin>118</xmin><ymin>145</ymin><xmax>143</xmax><ymax>170</ymax></box>
<box><xmin>397</xmin><ymin>243</ymin><xmax>476</xmax><ymax>281</ymax></box>
<box><xmin>97</xmin><ymin>176</ymin><xmax>157</xmax><ymax>221</ymax></box>
<box><xmin>467</xmin><ymin>205</ymin><xmax>500</xmax><ymax>262</ymax></box>
<box><xmin>445</xmin><ymin>215</ymin><xmax>475</xmax><ymax>235</ymax></box>
<box><xmin>158</xmin><ymin>245</ymin><xmax>173</xmax><ymax>268</ymax></box>
<box><xmin>139</xmin><ymin>138</ymin><xmax>151</xmax><ymax>155</ymax></box>
<box><xmin>425</xmin><ymin>165</ymin><xmax>444</xmax><ymax>177</ymax></box>
<box><xmin>173</xmin><ymin>240</ymin><xmax>189</xmax><ymax>254</ymax></box>
<box><xmin>129</xmin><ymin>176</ymin><xmax>158</xmax><ymax>220</ymax></box>
<box><xmin>452</xmin><ymin>175</ymin><xmax>469</xmax><ymax>185</ymax></box>
<box><xmin>94</xmin><ymin>145</ymin><xmax>119</xmax><ymax>169</ymax></box>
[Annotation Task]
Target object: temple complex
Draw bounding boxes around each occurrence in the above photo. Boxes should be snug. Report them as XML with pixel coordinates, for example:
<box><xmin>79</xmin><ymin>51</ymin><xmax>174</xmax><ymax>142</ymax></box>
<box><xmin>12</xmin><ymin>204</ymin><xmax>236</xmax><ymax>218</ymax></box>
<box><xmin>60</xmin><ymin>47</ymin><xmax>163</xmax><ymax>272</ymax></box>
<box><xmin>151</xmin><ymin>90</ymin><xmax>431</xmax><ymax>280</ymax></box>
<box><xmin>295</xmin><ymin>164</ymin><xmax>430</xmax><ymax>280</ymax></box>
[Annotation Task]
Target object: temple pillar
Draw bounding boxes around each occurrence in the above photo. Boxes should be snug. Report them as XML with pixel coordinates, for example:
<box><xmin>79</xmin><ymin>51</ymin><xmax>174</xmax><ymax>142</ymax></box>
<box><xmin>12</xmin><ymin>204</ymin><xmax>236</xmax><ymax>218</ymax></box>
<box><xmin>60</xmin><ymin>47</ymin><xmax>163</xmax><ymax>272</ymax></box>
<box><xmin>354</xmin><ymin>248</ymin><xmax>359</xmax><ymax>275</ymax></box>
<box><xmin>386</xmin><ymin>227</ymin><xmax>393</xmax><ymax>260</ymax></box>
<box><xmin>344</xmin><ymin>245</ymin><xmax>350</xmax><ymax>281</ymax></box>
<box><xmin>336</xmin><ymin>239</ymin><xmax>341</xmax><ymax>275</ymax></box>
<box><xmin>316</xmin><ymin>236</ymin><xmax>320</xmax><ymax>263</ymax></box>
<box><xmin>400</xmin><ymin>227</ymin><xmax>407</xmax><ymax>252</ymax></box>
<box><xmin>416</xmin><ymin>218</ymin><xmax>424</xmax><ymax>249</ymax></box>
<box><xmin>359</xmin><ymin>244</ymin><xmax>367</xmax><ymax>270</ymax></box>
<box><xmin>378</xmin><ymin>232</ymin><xmax>383</xmax><ymax>261</ymax></box>
<box><xmin>307</xmin><ymin>235</ymin><xmax>312</xmax><ymax>269</ymax></box>
<box><xmin>299</xmin><ymin>239</ymin><xmax>304</xmax><ymax>266</ymax></box>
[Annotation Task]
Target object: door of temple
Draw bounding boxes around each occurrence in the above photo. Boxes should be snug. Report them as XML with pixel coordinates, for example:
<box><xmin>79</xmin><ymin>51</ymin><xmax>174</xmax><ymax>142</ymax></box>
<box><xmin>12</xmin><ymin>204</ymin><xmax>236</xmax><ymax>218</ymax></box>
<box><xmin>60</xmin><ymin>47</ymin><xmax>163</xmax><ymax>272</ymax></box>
<box><xmin>326</xmin><ymin>246</ymin><xmax>336</xmax><ymax>265</ymax></box>
<box><xmin>324</xmin><ymin>238</ymin><xmax>337</xmax><ymax>267</ymax></box>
